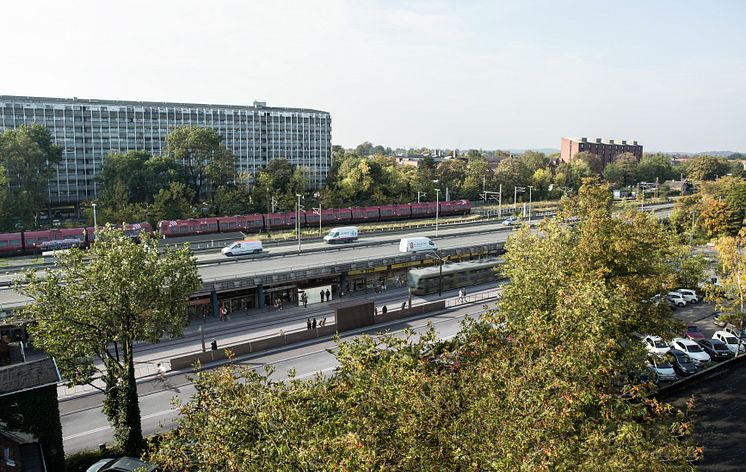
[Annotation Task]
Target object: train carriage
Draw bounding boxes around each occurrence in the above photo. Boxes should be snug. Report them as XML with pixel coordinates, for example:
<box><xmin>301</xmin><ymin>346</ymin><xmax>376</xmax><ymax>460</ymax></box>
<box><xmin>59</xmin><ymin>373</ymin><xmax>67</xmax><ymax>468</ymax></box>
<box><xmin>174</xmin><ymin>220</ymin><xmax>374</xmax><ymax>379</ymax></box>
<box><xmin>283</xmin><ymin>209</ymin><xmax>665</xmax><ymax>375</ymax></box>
<box><xmin>218</xmin><ymin>214</ymin><xmax>265</xmax><ymax>233</ymax></box>
<box><xmin>0</xmin><ymin>233</ymin><xmax>23</xmax><ymax>255</ymax></box>
<box><xmin>265</xmin><ymin>211</ymin><xmax>305</xmax><ymax>230</ymax></box>
<box><xmin>407</xmin><ymin>258</ymin><xmax>503</xmax><ymax>295</ymax></box>
<box><xmin>349</xmin><ymin>206</ymin><xmax>381</xmax><ymax>223</ymax></box>
<box><xmin>410</xmin><ymin>202</ymin><xmax>438</xmax><ymax>218</ymax></box>
<box><xmin>379</xmin><ymin>204</ymin><xmax>412</xmax><ymax>220</ymax></box>
<box><xmin>157</xmin><ymin>218</ymin><xmax>219</xmax><ymax>237</ymax></box>
<box><xmin>439</xmin><ymin>199</ymin><xmax>471</xmax><ymax>216</ymax></box>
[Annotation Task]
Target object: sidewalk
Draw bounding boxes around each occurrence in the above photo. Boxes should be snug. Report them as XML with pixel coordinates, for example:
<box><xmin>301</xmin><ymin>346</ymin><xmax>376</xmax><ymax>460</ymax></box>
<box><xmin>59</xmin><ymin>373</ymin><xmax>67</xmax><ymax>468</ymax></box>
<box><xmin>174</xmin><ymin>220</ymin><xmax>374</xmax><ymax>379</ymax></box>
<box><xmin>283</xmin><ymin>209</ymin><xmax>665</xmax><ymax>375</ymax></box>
<box><xmin>57</xmin><ymin>286</ymin><xmax>450</xmax><ymax>400</ymax></box>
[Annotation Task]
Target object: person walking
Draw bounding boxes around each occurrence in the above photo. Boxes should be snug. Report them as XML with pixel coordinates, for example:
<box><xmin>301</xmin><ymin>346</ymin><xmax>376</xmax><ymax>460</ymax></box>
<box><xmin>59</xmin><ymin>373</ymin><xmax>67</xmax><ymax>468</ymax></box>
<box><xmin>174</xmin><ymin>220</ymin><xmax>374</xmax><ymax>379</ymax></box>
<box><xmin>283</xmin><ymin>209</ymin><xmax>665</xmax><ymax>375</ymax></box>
<box><xmin>325</xmin><ymin>288</ymin><xmax>331</xmax><ymax>301</ymax></box>
<box><xmin>307</xmin><ymin>318</ymin><xmax>312</xmax><ymax>330</ymax></box>
<box><xmin>382</xmin><ymin>305</ymin><xmax>387</xmax><ymax>315</ymax></box>
<box><xmin>320</xmin><ymin>290</ymin><xmax>325</xmax><ymax>302</ymax></box>
<box><xmin>312</xmin><ymin>318</ymin><xmax>317</xmax><ymax>329</ymax></box>
<box><xmin>210</xmin><ymin>339</ymin><xmax>218</xmax><ymax>360</ymax></box>
<box><xmin>401</xmin><ymin>301</ymin><xmax>406</xmax><ymax>310</ymax></box>
<box><xmin>155</xmin><ymin>363</ymin><xmax>167</xmax><ymax>383</ymax></box>
<box><xmin>302</xmin><ymin>293</ymin><xmax>308</xmax><ymax>308</ymax></box>
<box><xmin>462</xmin><ymin>287</ymin><xmax>467</xmax><ymax>301</ymax></box>
<box><xmin>458</xmin><ymin>289</ymin><xmax>464</xmax><ymax>302</ymax></box>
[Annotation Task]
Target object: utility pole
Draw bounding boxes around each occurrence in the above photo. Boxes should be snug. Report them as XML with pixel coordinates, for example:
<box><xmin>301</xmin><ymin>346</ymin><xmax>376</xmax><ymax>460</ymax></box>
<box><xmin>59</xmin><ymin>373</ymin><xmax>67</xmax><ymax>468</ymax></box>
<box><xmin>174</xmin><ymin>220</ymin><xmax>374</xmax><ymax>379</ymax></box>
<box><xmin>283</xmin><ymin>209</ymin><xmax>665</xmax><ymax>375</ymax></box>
<box><xmin>434</xmin><ymin>187</ymin><xmax>441</xmax><ymax>237</ymax></box>
<box><xmin>417</xmin><ymin>191</ymin><xmax>426</xmax><ymax>203</ymax></box>
<box><xmin>528</xmin><ymin>186</ymin><xmax>533</xmax><ymax>224</ymax></box>
<box><xmin>499</xmin><ymin>183</ymin><xmax>502</xmax><ymax>219</ymax></box>
<box><xmin>296</xmin><ymin>194</ymin><xmax>302</xmax><ymax>253</ymax></box>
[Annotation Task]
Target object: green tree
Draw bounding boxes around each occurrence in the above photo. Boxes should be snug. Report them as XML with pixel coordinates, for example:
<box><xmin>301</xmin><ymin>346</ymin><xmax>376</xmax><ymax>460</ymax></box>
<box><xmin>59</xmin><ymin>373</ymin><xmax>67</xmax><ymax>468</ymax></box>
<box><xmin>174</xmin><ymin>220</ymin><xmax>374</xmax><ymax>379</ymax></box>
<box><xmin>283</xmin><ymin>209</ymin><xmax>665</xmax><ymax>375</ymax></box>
<box><xmin>165</xmin><ymin>126</ymin><xmax>237</xmax><ymax>202</ymax></box>
<box><xmin>687</xmin><ymin>155</ymin><xmax>730</xmax><ymax>181</ymax></box>
<box><xmin>603</xmin><ymin>152</ymin><xmax>639</xmax><ymax>187</ymax></box>
<box><xmin>99</xmin><ymin>151</ymin><xmax>152</xmax><ymax>206</ymax></box>
<box><xmin>707</xmin><ymin>230</ymin><xmax>746</xmax><ymax>330</ymax></box>
<box><xmin>637</xmin><ymin>153</ymin><xmax>674</xmax><ymax>183</ymax></box>
<box><xmin>494</xmin><ymin>157</ymin><xmax>530</xmax><ymax>202</ymax></box>
<box><xmin>16</xmin><ymin>227</ymin><xmax>200</xmax><ymax>455</ymax></box>
<box><xmin>0</xmin><ymin>124</ymin><xmax>62</xmax><ymax>227</ymax></box>
<box><xmin>574</xmin><ymin>151</ymin><xmax>603</xmax><ymax>175</ymax></box>
<box><xmin>152</xmin><ymin>182</ymin><xmax>195</xmax><ymax>221</ymax></box>
<box><xmin>520</xmin><ymin>150</ymin><xmax>549</xmax><ymax>174</ymax></box>
<box><xmin>0</xmin><ymin>165</ymin><xmax>12</xmax><ymax>230</ymax></box>
<box><xmin>150</xmin><ymin>179</ymin><xmax>698</xmax><ymax>470</ymax></box>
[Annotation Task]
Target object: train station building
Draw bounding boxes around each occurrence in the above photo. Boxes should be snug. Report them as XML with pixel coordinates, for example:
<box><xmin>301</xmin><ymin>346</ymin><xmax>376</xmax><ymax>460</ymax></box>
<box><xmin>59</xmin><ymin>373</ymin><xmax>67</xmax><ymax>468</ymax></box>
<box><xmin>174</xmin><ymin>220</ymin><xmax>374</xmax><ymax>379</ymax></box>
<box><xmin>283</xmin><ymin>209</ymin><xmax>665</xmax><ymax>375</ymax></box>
<box><xmin>0</xmin><ymin>95</ymin><xmax>332</xmax><ymax>205</ymax></box>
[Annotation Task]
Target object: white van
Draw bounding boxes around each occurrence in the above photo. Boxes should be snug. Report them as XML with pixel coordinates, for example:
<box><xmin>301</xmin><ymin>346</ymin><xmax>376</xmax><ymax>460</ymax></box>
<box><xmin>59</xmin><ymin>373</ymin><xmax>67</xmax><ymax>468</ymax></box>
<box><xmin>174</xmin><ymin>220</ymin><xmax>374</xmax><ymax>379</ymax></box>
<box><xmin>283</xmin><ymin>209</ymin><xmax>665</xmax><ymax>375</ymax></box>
<box><xmin>222</xmin><ymin>239</ymin><xmax>263</xmax><ymax>256</ymax></box>
<box><xmin>323</xmin><ymin>226</ymin><xmax>359</xmax><ymax>244</ymax></box>
<box><xmin>399</xmin><ymin>237</ymin><xmax>438</xmax><ymax>253</ymax></box>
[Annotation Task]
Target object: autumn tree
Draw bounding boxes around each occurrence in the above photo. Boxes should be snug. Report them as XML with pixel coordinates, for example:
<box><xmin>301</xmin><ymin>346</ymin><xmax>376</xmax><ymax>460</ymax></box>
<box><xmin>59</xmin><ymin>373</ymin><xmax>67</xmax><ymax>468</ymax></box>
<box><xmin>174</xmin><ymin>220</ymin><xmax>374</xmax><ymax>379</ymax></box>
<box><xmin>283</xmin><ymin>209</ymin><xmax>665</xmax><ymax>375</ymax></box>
<box><xmin>16</xmin><ymin>227</ymin><xmax>200</xmax><ymax>455</ymax></box>
<box><xmin>687</xmin><ymin>155</ymin><xmax>730</xmax><ymax>181</ymax></box>
<box><xmin>706</xmin><ymin>230</ymin><xmax>746</xmax><ymax>330</ymax></box>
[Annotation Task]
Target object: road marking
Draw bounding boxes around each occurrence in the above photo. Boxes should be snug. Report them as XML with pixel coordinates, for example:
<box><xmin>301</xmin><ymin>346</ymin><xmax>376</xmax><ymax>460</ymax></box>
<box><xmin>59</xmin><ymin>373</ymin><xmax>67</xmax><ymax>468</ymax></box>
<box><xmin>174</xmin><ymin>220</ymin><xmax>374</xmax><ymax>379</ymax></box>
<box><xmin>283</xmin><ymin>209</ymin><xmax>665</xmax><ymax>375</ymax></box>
<box><xmin>63</xmin><ymin>408</ymin><xmax>178</xmax><ymax>440</ymax></box>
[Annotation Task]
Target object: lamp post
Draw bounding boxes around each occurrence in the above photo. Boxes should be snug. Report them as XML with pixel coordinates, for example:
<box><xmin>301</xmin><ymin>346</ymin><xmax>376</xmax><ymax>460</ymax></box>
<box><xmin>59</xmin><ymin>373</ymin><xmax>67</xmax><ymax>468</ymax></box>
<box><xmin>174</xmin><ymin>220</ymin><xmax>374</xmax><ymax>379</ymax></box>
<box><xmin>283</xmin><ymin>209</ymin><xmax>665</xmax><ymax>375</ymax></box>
<box><xmin>91</xmin><ymin>203</ymin><xmax>97</xmax><ymax>228</ymax></box>
<box><xmin>527</xmin><ymin>186</ymin><xmax>534</xmax><ymax>224</ymax></box>
<box><xmin>434</xmin><ymin>188</ymin><xmax>441</xmax><ymax>237</ymax></box>
<box><xmin>313</xmin><ymin>192</ymin><xmax>322</xmax><ymax>237</ymax></box>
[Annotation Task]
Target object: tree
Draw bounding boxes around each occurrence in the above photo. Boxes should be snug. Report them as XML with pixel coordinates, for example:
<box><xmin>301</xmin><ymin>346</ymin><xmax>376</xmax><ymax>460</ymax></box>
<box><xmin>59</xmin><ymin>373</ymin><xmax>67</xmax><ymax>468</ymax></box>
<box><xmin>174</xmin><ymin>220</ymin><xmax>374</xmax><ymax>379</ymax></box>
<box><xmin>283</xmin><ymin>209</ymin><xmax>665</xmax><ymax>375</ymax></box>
<box><xmin>0</xmin><ymin>165</ymin><xmax>12</xmax><ymax>230</ymax></box>
<box><xmin>637</xmin><ymin>154</ymin><xmax>674</xmax><ymax>184</ymax></box>
<box><xmin>603</xmin><ymin>152</ymin><xmax>639</xmax><ymax>187</ymax></box>
<box><xmin>707</xmin><ymin>230</ymin><xmax>746</xmax><ymax>330</ymax></box>
<box><xmin>99</xmin><ymin>151</ymin><xmax>152</xmax><ymax>206</ymax></box>
<box><xmin>574</xmin><ymin>151</ymin><xmax>603</xmax><ymax>175</ymax></box>
<box><xmin>150</xmin><ymin>179</ymin><xmax>698</xmax><ymax>470</ymax></box>
<box><xmin>0</xmin><ymin>124</ymin><xmax>62</xmax><ymax>227</ymax></box>
<box><xmin>16</xmin><ymin>227</ymin><xmax>200</xmax><ymax>455</ymax></box>
<box><xmin>687</xmin><ymin>155</ymin><xmax>730</xmax><ymax>181</ymax></box>
<box><xmin>520</xmin><ymin>150</ymin><xmax>549</xmax><ymax>174</ymax></box>
<box><xmin>165</xmin><ymin>126</ymin><xmax>237</xmax><ymax>202</ymax></box>
<box><xmin>152</xmin><ymin>182</ymin><xmax>195</xmax><ymax>221</ymax></box>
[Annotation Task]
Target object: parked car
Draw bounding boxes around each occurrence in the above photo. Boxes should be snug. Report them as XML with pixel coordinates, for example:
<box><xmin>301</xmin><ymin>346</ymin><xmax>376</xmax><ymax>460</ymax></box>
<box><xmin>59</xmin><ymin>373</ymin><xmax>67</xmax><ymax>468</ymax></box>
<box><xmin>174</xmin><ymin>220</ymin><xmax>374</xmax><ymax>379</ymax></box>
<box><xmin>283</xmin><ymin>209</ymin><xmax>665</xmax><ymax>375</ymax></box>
<box><xmin>643</xmin><ymin>335</ymin><xmax>670</xmax><ymax>355</ymax></box>
<box><xmin>665</xmin><ymin>349</ymin><xmax>698</xmax><ymax>376</ymax></box>
<box><xmin>684</xmin><ymin>323</ymin><xmax>705</xmax><ymax>341</ymax></box>
<box><xmin>697</xmin><ymin>338</ymin><xmax>735</xmax><ymax>361</ymax></box>
<box><xmin>666</xmin><ymin>292</ymin><xmax>687</xmax><ymax>308</ymax></box>
<box><xmin>86</xmin><ymin>456</ymin><xmax>159</xmax><ymax>472</ymax></box>
<box><xmin>675</xmin><ymin>288</ymin><xmax>699</xmax><ymax>304</ymax></box>
<box><xmin>713</xmin><ymin>330</ymin><xmax>745</xmax><ymax>354</ymax></box>
<box><xmin>647</xmin><ymin>355</ymin><xmax>677</xmax><ymax>382</ymax></box>
<box><xmin>671</xmin><ymin>338</ymin><xmax>711</xmax><ymax>366</ymax></box>
<box><xmin>724</xmin><ymin>326</ymin><xmax>746</xmax><ymax>348</ymax></box>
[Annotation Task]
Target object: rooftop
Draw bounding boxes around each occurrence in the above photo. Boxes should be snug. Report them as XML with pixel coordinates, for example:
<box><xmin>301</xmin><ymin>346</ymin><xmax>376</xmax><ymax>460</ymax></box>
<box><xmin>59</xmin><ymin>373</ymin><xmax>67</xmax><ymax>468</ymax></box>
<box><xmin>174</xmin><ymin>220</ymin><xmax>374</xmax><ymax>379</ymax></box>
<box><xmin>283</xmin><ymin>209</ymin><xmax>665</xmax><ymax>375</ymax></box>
<box><xmin>0</xmin><ymin>357</ymin><xmax>60</xmax><ymax>397</ymax></box>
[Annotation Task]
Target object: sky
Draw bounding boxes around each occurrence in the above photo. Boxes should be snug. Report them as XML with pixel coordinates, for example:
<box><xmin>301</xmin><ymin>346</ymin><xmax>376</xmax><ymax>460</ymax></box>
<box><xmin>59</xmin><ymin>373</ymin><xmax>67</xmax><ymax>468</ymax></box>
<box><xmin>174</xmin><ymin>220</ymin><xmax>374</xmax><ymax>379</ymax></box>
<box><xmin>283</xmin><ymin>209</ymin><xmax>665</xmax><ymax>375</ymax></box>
<box><xmin>3</xmin><ymin>0</ymin><xmax>746</xmax><ymax>152</ymax></box>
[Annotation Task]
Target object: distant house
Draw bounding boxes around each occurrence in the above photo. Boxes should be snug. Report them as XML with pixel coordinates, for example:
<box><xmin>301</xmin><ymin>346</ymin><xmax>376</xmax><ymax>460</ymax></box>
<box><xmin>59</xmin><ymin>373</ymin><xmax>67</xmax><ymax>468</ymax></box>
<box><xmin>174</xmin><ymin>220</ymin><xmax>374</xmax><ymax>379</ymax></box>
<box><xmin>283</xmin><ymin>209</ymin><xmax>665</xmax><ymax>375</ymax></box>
<box><xmin>0</xmin><ymin>357</ymin><xmax>63</xmax><ymax>471</ymax></box>
<box><xmin>662</xmin><ymin>180</ymin><xmax>693</xmax><ymax>195</ymax></box>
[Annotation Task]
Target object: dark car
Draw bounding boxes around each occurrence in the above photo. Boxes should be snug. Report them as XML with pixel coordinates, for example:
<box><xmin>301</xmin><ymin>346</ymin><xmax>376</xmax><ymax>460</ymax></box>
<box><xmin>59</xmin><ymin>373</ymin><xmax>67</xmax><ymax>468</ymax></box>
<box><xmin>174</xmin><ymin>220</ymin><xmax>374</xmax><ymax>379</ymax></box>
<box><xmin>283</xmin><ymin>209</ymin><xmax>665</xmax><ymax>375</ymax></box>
<box><xmin>665</xmin><ymin>348</ymin><xmax>697</xmax><ymax>376</ymax></box>
<box><xmin>86</xmin><ymin>456</ymin><xmax>159</xmax><ymax>472</ymax></box>
<box><xmin>697</xmin><ymin>339</ymin><xmax>735</xmax><ymax>361</ymax></box>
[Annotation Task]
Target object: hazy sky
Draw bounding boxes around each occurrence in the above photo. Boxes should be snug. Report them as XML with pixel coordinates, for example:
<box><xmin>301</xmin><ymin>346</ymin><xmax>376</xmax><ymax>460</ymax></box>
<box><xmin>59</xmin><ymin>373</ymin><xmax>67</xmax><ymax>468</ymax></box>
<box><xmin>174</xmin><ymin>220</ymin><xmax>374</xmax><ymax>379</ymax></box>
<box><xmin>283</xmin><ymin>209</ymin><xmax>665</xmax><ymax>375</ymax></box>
<box><xmin>4</xmin><ymin>0</ymin><xmax>745</xmax><ymax>152</ymax></box>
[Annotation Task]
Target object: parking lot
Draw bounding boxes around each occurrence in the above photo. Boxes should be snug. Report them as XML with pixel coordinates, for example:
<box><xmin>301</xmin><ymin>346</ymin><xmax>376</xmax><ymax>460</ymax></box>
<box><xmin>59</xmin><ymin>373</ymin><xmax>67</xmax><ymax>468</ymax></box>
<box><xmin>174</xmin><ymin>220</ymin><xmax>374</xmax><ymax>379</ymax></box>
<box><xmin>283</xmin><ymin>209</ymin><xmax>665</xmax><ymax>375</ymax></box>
<box><xmin>669</xmin><ymin>298</ymin><xmax>720</xmax><ymax>337</ymax></box>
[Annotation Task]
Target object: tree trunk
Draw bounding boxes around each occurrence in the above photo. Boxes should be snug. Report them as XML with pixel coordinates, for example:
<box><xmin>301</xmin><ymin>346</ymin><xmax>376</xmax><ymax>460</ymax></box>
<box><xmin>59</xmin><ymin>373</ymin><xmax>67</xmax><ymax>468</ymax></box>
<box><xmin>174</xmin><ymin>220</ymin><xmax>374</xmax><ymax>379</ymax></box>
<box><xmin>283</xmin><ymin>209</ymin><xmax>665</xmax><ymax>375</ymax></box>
<box><xmin>121</xmin><ymin>338</ymin><xmax>144</xmax><ymax>455</ymax></box>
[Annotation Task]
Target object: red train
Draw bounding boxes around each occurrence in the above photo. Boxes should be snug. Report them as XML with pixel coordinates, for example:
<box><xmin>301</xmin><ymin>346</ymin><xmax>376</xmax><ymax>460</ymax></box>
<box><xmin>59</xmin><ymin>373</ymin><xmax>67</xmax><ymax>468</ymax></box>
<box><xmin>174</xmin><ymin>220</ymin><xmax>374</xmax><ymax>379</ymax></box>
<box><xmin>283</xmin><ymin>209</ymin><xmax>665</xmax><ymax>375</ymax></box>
<box><xmin>157</xmin><ymin>200</ymin><xmax>471</xmax><ymax>237</ymax></box>
<box><xmin>0</xmin><ymin>200</ymin><xmax>471</xmax><ymax>254</ymax></box>
<box><xmin>0</xmin><ymin>222</ymin><xmax>153</xmax><ymax>256</ymax></box>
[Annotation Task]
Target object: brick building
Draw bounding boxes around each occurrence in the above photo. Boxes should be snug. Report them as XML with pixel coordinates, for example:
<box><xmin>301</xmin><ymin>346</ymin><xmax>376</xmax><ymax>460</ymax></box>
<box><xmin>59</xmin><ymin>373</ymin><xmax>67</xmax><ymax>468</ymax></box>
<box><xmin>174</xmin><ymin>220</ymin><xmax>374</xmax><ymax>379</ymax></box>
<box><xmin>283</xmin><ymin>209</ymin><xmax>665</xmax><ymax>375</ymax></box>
<box><xmin>561</xmin><ymin>137</ymin><xmax>643</xmax><ymax>167</ymax></box>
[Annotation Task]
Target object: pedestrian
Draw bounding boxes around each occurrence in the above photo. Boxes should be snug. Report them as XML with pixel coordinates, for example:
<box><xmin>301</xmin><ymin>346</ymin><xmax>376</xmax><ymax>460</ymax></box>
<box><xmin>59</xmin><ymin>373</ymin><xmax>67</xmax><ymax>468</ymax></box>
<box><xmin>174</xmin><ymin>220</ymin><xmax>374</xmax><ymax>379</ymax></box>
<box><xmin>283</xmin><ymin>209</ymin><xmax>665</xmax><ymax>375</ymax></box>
<box><xmin>382</xmin><ymin>305</ymin><xmax>387</xmax><ymax>315</ymax></box>
<box><xmin>458</xmin><ymin>289</ymin><xmax>464</xmax><ymax>302</ymax></box>
<box><xmin>326</xmin><ymin>289</ymin><xmax>331</xmax><ymax>301</ymax></box>
<box><xmin>307</xmin><ymin>318</ymin><xmax>312</xmax><ymax>330</ymax></box>
<box><xmin>303</xmin><ymin>293</ymin><xmax>308</xmax><ymax>308</ymax></box>
<box><xmin>320</xmin><ymin>290</ymin><xmax>325</xmax><ymax>302</ymax></box>
<box><xmin>321</xmin><ymin>317</ymin><xmax>327</xmax><ymax>326</ymax></box>
<box><xmin>312</xmin><ymin>318</ymin><xmax>317</xmax><ymax>329</ymax></box>
<box><xmin>401</xmin><ymin>301</ymin><xmax>406</xmax><ymax>310</ymax></box>
<box><xmin>221</xmin><ymin>306</ymin><xmax>228</xmax><ymax>321</ymax></box>
<box><xmin>463</xmin><ymin>287</ymin><xmax>467</xmax><ymax>301</ymax></box>
<box><xmin>210</xmin><ymin>338</ymin><xmax>217</xmax><ymax>360</ymax></box>
<box><xmin>156</xmin><ymin>363</ymin><xmax>167</xmax><ymax>383</ymax></box>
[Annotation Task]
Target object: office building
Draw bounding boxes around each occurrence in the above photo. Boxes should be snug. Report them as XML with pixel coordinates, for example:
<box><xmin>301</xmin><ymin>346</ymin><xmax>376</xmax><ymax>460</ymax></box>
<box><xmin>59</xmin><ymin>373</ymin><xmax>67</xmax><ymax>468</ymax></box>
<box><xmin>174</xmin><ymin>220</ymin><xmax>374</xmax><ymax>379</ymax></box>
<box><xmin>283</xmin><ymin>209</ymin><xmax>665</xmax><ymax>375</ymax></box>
<box><xmin>560</xmin><ymin>137</ymin><xmax>642</xmax><ymax>167</ymax></box>
<box><xmin>0</xmin><ymin>95</ymin><xmax>332</xmax><ymax>204</ymax></box>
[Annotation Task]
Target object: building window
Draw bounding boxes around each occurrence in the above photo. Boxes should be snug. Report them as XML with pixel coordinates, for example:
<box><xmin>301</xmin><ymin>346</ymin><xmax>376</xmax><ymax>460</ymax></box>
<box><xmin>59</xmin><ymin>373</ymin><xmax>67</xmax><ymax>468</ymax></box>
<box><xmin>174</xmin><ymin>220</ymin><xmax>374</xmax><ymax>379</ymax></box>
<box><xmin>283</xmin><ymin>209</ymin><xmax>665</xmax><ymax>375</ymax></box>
<box><xmin>4</xmin><ymin>447</ymin><xmax>15</xmax><ymax>467</ymax></box>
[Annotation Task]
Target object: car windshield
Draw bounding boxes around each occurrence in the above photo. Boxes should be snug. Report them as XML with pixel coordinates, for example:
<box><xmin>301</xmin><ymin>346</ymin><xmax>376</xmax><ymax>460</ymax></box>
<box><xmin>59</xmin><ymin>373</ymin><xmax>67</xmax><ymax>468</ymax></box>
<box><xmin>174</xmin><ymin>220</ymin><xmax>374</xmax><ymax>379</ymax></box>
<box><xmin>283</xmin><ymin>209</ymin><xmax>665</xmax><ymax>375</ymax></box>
<box><xmin>725</xmin><ymin>336</ymin><xmax>738</xmax><ymax>344</ymax></box>
<box><xmin>674</xmin><ymin>352</ymin><xmax>692</xmax><ymax>363</ymax></box>
<box><xmin>685</xmin><ymin>344</ymin><xmax>703</xmax><ymax>353</ymax></box>
<box><xmin>657</xmin><ymin>360</ymin><xmax>673</xmax><ymax>368</ymax></box>
<box><xmin>654</xmin><ymin>340</ymin><xmax>667</xmax><ymax>348</ymax></box>
<box><xmin>687</xmin><ymin>326</ymin><xmax>699</xmax><ymax>333</ymax></box>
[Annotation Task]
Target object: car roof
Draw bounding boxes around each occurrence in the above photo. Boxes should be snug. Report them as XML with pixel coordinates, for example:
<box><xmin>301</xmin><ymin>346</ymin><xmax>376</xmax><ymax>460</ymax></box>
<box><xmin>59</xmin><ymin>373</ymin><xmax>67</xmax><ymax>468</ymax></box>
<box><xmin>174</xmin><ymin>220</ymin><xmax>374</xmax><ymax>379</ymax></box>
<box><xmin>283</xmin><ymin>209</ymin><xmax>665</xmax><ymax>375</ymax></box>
<box><xmin>100</xmin><ymin>457</ymin><xmax>157</xmax><ymax>471</ymax></box>
<box><xmin>672</xmin><ymin>337</ymin><xmax>697</xmax><ymax>345</ymax></box>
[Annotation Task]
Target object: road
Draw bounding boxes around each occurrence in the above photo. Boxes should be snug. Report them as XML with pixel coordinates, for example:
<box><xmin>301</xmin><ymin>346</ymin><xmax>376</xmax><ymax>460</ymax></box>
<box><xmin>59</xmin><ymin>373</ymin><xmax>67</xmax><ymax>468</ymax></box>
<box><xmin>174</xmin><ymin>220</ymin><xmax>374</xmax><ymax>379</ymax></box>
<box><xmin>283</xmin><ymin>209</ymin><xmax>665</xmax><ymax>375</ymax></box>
<box><xmin>60</xmin><ymin>300</ymin><xmax>489</xmax><ymax>453</ymax></box>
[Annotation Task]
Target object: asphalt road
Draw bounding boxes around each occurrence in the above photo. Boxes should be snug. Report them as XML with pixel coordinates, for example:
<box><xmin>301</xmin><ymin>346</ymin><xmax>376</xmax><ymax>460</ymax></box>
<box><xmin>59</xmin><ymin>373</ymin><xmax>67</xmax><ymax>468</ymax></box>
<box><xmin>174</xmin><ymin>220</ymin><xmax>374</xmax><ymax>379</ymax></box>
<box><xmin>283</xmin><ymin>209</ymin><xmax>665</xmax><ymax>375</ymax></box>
<box><xmin>60</xmin><ymin>301</ymin><xmax>488</xmax><ymax>453</ymax></box>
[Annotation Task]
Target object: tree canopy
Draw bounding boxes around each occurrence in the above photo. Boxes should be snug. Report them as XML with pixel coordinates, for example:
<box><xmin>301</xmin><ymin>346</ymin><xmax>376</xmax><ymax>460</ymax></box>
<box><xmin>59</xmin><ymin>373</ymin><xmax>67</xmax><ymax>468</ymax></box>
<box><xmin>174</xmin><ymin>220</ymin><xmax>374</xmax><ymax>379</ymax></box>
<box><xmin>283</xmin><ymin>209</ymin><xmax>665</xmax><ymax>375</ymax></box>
<box><xmin>149</xmin><ymin>180</ymin><xmax>698</xmax><ymax>470</ymax></box>
<box><xmin>17</xmin><ymin>227</ymin><xmax>200</xmax><ymax>455</ymax></box>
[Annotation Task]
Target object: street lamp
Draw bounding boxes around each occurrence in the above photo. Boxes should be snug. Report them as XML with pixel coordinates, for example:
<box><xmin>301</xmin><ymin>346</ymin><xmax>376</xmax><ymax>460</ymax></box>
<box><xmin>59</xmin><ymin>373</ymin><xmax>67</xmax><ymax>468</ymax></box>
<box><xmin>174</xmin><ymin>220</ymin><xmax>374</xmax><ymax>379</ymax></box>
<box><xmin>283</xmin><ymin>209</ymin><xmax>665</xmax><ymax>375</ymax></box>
<box><xmin>91</xmin><ymin>203</ymin><xmax>97</xmax><ymax>228</ymax></box>
<box><xmin>417</xmin><ymin>191</ymin><xmax>427</xmax><ymax>203</ymax></box>
<box><xmin>313</xmin><ymin>192</ymin><xmax>322</xmax><ymax>237</ymax></box>
<box><xmin>433</xmin><ymin>182</ymin><xmax>441</xmax><ymax>237</ymax></box>
<box><xmin>527</xmin><ymin>186</ymin><xmax>534</xmax><ymax>224</ymax></box>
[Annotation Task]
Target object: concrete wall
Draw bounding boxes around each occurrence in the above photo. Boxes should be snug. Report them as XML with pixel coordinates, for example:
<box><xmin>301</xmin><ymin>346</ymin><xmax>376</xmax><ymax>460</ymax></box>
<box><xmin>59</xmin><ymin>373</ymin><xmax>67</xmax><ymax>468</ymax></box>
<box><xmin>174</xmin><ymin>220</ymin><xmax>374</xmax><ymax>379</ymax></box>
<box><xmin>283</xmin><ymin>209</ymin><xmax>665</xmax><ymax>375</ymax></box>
<box><xmin>170</xmin><ymin>300</ymin><xmax>446</xmax><ymax>371</ymax></box>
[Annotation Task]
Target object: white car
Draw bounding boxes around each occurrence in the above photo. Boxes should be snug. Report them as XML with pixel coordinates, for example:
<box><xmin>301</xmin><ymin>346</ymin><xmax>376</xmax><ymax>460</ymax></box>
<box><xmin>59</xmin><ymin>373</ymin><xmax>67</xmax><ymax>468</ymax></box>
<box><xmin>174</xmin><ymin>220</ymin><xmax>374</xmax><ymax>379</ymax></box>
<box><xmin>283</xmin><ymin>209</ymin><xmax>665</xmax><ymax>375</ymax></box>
<box><xmin>671</xmin><ymin>338</ymin><xmax>711</xmax><ymax>366</ymax></box>
<box><xmin>647</xmin><ymin>356</ymin><xmax>677</xmax><ymax>382</ymax></box>
<box><xmin>643</xmin><ymin>335</ymin><xmax>670</xmax><ymax>355</ymax></box>
<box><xmin>675</xmin><ymin>289</ymin><xmax>698</xmax><ymax>304</ymax></box>
<box><xmin>714</xmin><ymin>330</ymin><xmax>746</xmax><ymax>354</ymax></box>
<box><xmin>666</xmin><ymin>292</ymin><xmax>687</xmax><ymax>307</ymax></box>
